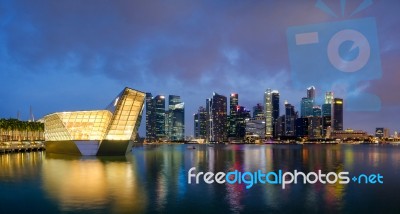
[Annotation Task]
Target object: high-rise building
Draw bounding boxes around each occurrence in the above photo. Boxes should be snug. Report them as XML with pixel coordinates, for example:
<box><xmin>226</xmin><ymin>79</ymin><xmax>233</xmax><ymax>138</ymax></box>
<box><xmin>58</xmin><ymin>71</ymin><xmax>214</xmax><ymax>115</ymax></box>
<box><xmin>295</xmin><ymin>118</ymin><xmax>309</xmax><ymax>138</ymax></box>
<box><xmin>194</xmin><ymin>106</ymin><xmax>207</xmax><ymax>139</ymax></box>
<box><xmin>332</xmin><ymin>98</ymin><xmax>343</xmax><ymax>131</ymax></box>
<box><xmin>300</xmin><ymin>97</ymin><xmax>313</xmax><ymax>117</ymax></box>
<box><xmin>272</xmin><ymin>91</ymin><xmax>280</xmax><ymax>138</ymax></box>
<box><xmin>229</xmin><ymin>93</ymin><xmax>239</xmax><ymax>138</ymax></box>
<box><xmin>210</xmin><ymin>93</ymin><xmax>227</xmax><ymax>142</ymax></box>
<box><xmin>307</xmin><ymin>86</ymin><xmax>316</xmax><ymax>104</ymax></box>
<box><xmin>253</xmin><ymin>103</ymin><xmax>264</xmax><ymax>118</ymax></box>
<box><xmin>285</xmin><ymin>102</ymin><xmax>297</xmax><ymax>137</ymax></box>
<box><xmin>206</xmin><ymin>98</ymin><xmax>212</xmax><ymax>142</ymax></box>
<box><xmin>145</xmin><ymin>93</ymin><xmax>156</xmax><ymax>142</ymax></box>
<box><xmin>265</xmin><ymin>89</ymin><xmax>279</xmax><ymax>138</ymax></box>
<box><xmin>264</xmin><ymin>89</ymin><xmax>273</xmax><ymax>138</ymax></box>
<box><xmin>325</xmin><ymin>92</ymin><xmax>333</xmax><ymax>104</ymax></box>
<box><xmin>167</xmin><ymin>95</ymin><xmax>185</xmax><ymax>141</ymax></box>
<box><xmin>322</xmin><ymin>92</ymin><xmax>333</xmax><ymax>137</ymax></box>
<box><xmin>235</xmin><ymin>106</ymin><xmax>251</xmax><ymax>138</ymax></box>
<box><xmin>154</xmin><ymin>95</ymin><xmax>166</xmax><ymax>139</ymax></box>
<box><xmin>312</xmin><ymin>106</ymin><xmax>322</xmax><ymax>117</ymax></box>
<box><xmin>308</xmin><ymin>117</ymin><xmax>322</xmax><ymax>139</ymax></box>
<box><xmin>275</xmin><ymin>115</ymin><xmax>285</xmax><ymax>138</ymax></box>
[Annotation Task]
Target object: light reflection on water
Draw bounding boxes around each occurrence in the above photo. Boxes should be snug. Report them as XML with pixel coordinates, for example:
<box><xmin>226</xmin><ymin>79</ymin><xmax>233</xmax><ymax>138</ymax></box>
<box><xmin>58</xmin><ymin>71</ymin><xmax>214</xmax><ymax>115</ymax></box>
<box><xmin>0</xmin><ymin>144</ymin><xmax>400</xmax><ymax>213</ymax></box>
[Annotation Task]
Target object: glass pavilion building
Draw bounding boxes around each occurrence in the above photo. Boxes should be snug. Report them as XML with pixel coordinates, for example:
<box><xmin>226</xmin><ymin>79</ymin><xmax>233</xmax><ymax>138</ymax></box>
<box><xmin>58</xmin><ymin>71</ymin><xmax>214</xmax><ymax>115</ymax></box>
<box><xmin>44</xmin><ymin>87</ymin><xmax>145</xmax><ymax>156</ymax></box>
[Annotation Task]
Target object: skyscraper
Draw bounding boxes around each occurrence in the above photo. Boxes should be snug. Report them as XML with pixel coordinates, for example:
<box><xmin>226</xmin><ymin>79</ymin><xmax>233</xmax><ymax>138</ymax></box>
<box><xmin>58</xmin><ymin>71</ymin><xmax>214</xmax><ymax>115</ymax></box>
<box><xmin>145</xmin><ymin>93</ymin><xmax>156</xmax><ymax>142</ymax></box>
<box><xmin>154</xmin><ymin>95</ymin><xmax>166</xmax><ymax>140</ymax></box>
<box><xmin>285</xmin><ymin>102</ymin><xmax>297</xmax><ymax>137</ymax></box>
<box><xmin>333</xmin><ymin>98</ymin><xmax>343</xmax><ymax>131</ymax></box>
<box><xmin>325</xmin><ymin>92</ymin><xmax>333</xmax><ymax>104</ymax></box>
<box><xmin>264</xmin><ymin>89</ymin><xmax>273</xmax><ymax>138</ymax></box>
<box><xmin>307</xmin><ymin>86</ymin><xmax>316</xmax><ymax>104</ymax></box>
<box><xmin>194</xmin><ymin>106</ymin><xmax>207</xmax><ymax>139</ymax></box>
<box><xmin>167</xmin><ymin>95</ymin><xmax>185</xmax><ymax>141</ymax></box>
<box><xmin>322</xmin><ymin>92</ymin><xmax>333</xmax><ymax>137</ymax></box>
<box><xmin>229</xmin><ymin>93</ymin><xmax>238</xmax><ymax>138</ymax></box>
<box><xmin>312</xmin><ymin>106</ymin><xmax>322</xmax><ymax>117</ymax></box>
<box><xmin>211</xmin><ymin>93</ymin><xmax>227</xmax><ymax>142</ymax></box>
<box><xmin>300</xmin><ymin>97</ymin><xmax>313</xmax><ymax>117</ymax></box>
<box><xmin>272</xmin><ymin>91</ymin><xmax>280</xmax><ymax>138</ymax></box>
<box><xmin>235</xmin><ymin>106</ymin><xmax>251</xmax><ymax>138</ymax></box>
<box><xmin>206</xmin><ymin>98</ymin><xmax>212</xmax><ymax>142</ymax></box>
<box><xmin>253</xmin><ymin>103</ymin><xmax>264</xmax><ymax>118</ymax></box>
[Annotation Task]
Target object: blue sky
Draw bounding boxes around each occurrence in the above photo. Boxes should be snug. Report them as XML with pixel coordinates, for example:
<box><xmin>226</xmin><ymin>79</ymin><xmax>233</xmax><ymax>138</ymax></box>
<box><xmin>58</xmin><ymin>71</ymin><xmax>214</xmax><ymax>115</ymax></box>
<box><xmin>1</xmin><ymin>0</ymin><xmax>399</xmax><ymax>136</ymax></box>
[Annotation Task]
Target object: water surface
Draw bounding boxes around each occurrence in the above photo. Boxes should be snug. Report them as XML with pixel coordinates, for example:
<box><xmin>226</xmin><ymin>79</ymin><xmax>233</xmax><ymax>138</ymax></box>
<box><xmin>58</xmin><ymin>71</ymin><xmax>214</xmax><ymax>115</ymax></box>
<box><xmin>0</xmin><ymin>144</ymin><xmax>399</xmax><ymax>213</ymax></box>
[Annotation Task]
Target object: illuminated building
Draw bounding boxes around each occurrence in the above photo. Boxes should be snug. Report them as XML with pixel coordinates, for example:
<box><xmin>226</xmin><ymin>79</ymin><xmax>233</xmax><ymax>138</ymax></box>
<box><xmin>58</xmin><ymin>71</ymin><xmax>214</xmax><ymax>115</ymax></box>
<box><xmin>145</xmin><ymin>93</ymin><xmax>156</xmax><ymax>142</ymax></box>
<box><xmin>167</xmin><ymin>95</ymin><xmax>185</xmax><ymax>141</ymax></box>
<box><xmin>44</xmin><ymin>87</ymin><xmax>145</xmax><ymax>156</ymax></box>
<box><xmin>264</xmin><ymin>89</ymin><xmax>273</xmax><ymax>138</ymax></box>
<box><xmin>252</xmin><ymin>103</ymin><xmax>264</xmax><ymax>118</ymax></box>
<box><xmin>194</xmin><ymin>106</ymin><xmax>207</xmax><ymax>139</ymax></box>
<box><xmin>322</xmin><ymin>92</ymin><xmax>333</xmax><ymax>137</ymax></box>
<box><xmin>272</xmin><ymin>91</ymin><xmax>280</xmax><ymax>138</ymax></box>
<box><xmin>301</xmin><ymin>97</ymin><xmax>313</xmax><ymax>117</ymax></box>
<box><xmin>331</xmin><ymin>129</ymin><xmax>368</xmax><ymax>140</ymax></box>
<box><xmin>210</xmin><ymin>93</ymin><xmax>227</xmax><ymax>142</ymax></box>
<box><xmin>307</xmin><ymin>86</ymin><xmax>316</xmax><ymax>104</ymax></box>
<box><xmin>245</xmin><ymin>117</ymin><xmax>265</xmax><ymax>138</ymax></box>
<box><xmin>333</xmin><ymin>98</ymin><xmax>343</xmax><ymax>131</ymax></box>
<box><xmin>285</xmin><ymin>102</ymin><xmax>297</xmax><ymax>137</ymax></box>
<box><xmin>228</xmin><ymin>93</ymin><xmax>238</xmax><ymax>138</ymax></box>
<box><xmin>264</xmin><ymin>89</ymin><xmax>279</xmax><ymax>138</ymax></box>
<box><xmin>375</xmin><ymin>128</ymin><xmax>389</xmax><ymax>138</ymax></box>
<box><xmin>154</xmin><ymin>95</ymin><xmax>166</xmax><ymax>140</ymax></box>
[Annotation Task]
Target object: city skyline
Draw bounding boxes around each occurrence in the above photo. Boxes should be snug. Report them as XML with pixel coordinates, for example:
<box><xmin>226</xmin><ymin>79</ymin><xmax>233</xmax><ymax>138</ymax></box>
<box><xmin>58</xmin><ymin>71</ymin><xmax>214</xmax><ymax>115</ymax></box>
<box><xmin>1</xmin><ymin>1</ymin><xmax>399</xmax><ymax>137</ymax></box>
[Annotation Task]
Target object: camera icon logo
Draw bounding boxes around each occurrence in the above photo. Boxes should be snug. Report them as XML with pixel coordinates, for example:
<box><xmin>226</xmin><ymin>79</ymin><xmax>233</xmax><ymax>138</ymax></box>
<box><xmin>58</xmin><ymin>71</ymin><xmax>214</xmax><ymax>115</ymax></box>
<box><xmin>287</xmin><ymin>17</ymin><xmax>382</xmax><ymax>111</ymax></box>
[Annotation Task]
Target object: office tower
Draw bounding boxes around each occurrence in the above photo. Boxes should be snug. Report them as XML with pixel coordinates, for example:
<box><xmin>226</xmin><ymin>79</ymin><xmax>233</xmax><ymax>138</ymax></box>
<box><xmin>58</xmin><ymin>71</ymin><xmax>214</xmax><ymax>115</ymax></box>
<box><xmin>229</xmin><ymin>93</ymin><xmax>239</xmax><ymax>138</ymax></box>
<box><xmin>332</xmin><ymin>98</ymin><xmax>343</xmax><ymax>131</ymax></box>
<box><xmin>325</xmin><ymin>92</ymin><xmax>333</xmax><ymax>104</ymax></box>
<box><xmin>265</xmin><ymin>89</ymin><xmax>279</xmax><ymax>138</ymax></box>
<box><xmin>295</xmin><ymin>118</ymin><xmax>309</xmax><ymax>137</ymax></box>
<box><xmin>236</xmin><ymin>106</ymin><xmax>251</xmax><ymax>138</ymax></box>
<box><xmin>205</xmin><ymin>98</ymin><xmax>214</xmax><ymax>142</ymax></box>
<box><xmin>322</xmin><ymin>92</ymin><xmax>333</xmax><ymax>137</ymax></box>
<box><xmin>168</xmin><ymin>95</ymin><xmax>185</xmax><ymax>141</ymax></box>
<box><xmin>194</xmin><ymin>106</ymin><xmax>207</xmax><ymax>139</ymax></box>
<box><xmin>210</xmin><ymin>93</ymin><xmax>227</xmax><ymax>142</ymax></box>
<box><xmin>275</xmin><ymin>115</ymin><xmax>285</xmax><ymax>138</ymax></box>
<box><xmin>300</xmin><ymin>97</ymin><xmax>313</xmax><ymax>117</ymax></box>
<box><xmin>312</xmin><ymin>106</ymin><xmax>322</xmax><ymax>117</ymax></box>
<box><xmin>272</xmin><ymin>91</ymin><xmax>280</xmax><ymax>138</ymax></box>
<box><xmin>154</xmin><ymin>95</ymin><xmax>166</xmax><ymax>139</ymax></box>
<box><xmin>264</xmin><ymin>89</ymin><xmax>273</xmax><ymax>138</ymax></box>
<box><xmin>308</xmin><ymin>106</ymin><xmax>322</xmax><ymax>139</ymax></box>
<box><xmin>285</xmin><ymin>103</ymin><xmax>297</xmax><ymax>136</ymax></box>
<box><xmin>308</xmin><ymin>117</ymin><xmax>322</xmax><ymax>139</ymax></box>
<box><xmin>307</xmin><ymin>86</ymin><xmax>316</xmax><ymax>104</ymax></box>
<box><xmin>253</xmin><ymin>103</ymin><xmax>264</xmax><ymax>118</ymax></box>
<box><xmin>145</xmin><ymin>93</ymin><xmax>156</xmax><ymax>142</ymax></box>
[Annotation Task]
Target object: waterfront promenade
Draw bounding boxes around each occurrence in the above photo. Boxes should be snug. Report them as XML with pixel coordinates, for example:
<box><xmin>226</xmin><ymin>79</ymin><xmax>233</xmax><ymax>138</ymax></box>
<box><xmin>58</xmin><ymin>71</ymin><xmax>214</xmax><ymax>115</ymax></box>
<box><xmin>0</xmin><ymin>142</ymin><xmax>45</xmax><ymax>153</ymax></box>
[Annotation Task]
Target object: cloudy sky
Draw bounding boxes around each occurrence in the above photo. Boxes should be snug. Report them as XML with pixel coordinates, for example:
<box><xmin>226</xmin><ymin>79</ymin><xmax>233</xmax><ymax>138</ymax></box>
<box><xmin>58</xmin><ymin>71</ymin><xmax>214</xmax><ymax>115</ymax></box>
<box><xmin>0</xmin><ymin>0</ymin><xmax>399</xmax><ymax>136</ymax></box>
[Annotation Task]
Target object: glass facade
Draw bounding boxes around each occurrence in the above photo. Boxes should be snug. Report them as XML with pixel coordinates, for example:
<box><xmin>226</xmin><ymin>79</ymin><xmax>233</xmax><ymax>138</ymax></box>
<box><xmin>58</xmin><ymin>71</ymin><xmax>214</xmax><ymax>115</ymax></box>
<box><xmin>44</xmin><ymin>87</ymin><xmax>145</xmax><ymax>142</ymax></box>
